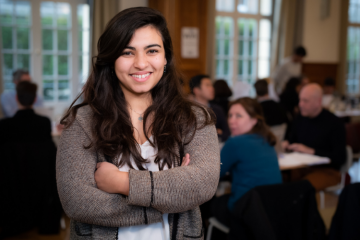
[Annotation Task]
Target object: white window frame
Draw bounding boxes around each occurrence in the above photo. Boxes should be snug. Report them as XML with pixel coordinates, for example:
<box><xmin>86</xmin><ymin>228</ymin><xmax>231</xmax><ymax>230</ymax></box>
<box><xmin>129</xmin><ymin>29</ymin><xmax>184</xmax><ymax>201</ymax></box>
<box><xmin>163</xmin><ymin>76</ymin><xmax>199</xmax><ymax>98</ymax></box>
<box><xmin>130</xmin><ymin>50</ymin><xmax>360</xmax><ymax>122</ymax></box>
<box><xmin>213</xmin><ymin>0</ymin><xmax>273</xmax><ymax>88</ymax></box>
<box><xmin>1</xmin><ymin>0</ymin><xmax>89</xmax><ymax>110</ymax></box>
<box><xmin>346</xmin><ymin>0</ymin><xmax>360</xmax><ymax>95</ymax></box>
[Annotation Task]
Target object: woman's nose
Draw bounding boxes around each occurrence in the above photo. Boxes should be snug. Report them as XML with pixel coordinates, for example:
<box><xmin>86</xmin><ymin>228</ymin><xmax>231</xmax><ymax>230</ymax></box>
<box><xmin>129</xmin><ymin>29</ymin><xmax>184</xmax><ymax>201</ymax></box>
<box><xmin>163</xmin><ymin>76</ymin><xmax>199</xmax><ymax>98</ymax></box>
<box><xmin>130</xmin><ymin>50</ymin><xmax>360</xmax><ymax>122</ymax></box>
<box><xmin>134</xmin><ymin>53</ymin><xmax>148</xmax><ymax>69</ymax></box>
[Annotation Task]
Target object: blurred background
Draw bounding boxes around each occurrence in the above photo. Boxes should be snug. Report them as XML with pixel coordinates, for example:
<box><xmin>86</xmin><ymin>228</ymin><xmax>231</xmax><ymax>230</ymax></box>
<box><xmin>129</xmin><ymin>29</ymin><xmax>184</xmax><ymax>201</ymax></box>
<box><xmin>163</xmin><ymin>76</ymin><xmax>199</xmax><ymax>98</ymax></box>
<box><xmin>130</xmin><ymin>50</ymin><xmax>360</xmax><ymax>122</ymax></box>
<box><xmin>1</xmin><ymin>0</ymin><xmax>360</xmax><ymax>240</ymax></box>
<box><xmin>0</xmin><ymin>0</ymin><xmax>358</xmax><ymax>120</ymax></box>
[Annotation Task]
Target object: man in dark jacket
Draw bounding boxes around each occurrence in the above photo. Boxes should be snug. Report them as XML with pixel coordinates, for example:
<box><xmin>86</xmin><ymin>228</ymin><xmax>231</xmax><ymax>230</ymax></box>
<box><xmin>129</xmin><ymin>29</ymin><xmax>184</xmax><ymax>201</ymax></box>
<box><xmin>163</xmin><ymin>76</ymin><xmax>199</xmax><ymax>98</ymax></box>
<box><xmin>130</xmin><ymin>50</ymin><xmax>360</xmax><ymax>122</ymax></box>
<box><xmin>190</xmin><ymin>75</ymin><xmax>230</xmax><ymax>141</ymax></box>
<box><xmin>0</xmin><ymin>81</ymin><xmax>53</xmax><ymax>144</ymax></box>
<box><xmin>0</xmin><ymin>81</ymin><xmax>60</xmax><ymax>238</ymax></box>
<box><xmin>282</xmin><ymin>83</ymin><xmax>346</xmax><ymax>191</ymax></box>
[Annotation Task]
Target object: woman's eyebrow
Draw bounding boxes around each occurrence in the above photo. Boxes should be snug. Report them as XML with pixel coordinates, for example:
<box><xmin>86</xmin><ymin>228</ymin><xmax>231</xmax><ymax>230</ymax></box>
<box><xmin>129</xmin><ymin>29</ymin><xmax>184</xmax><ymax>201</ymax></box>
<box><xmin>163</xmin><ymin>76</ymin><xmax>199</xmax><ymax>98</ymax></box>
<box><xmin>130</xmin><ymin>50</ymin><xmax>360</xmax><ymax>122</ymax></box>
<box><xmin>124</xmin><ymin>44</ymin><xmax>162</xmax><ymax>50</ymax></box>
<box><xmin>144</xmin><ymin>44</ymin><xmax>161</xmax><ymax>49</ymax></box>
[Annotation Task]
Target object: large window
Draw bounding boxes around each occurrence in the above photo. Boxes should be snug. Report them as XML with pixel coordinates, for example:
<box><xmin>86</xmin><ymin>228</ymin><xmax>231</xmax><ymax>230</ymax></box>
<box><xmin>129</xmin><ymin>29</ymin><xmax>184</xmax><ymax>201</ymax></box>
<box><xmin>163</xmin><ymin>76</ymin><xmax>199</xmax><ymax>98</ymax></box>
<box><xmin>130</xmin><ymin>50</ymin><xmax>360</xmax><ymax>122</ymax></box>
<box><xmin>0</xmin><ymin>0</ymin><xmax>90</xmax><ymax>105</ymax></box>
<box><xmin>214</xmin><ymin>0</ymin><xmax>273</xmax><ymax>89</ymax></box>
<box><xmin>347</xmin><ymin>0</ymin><xmax>360</xmax><ymax>94</ymax></box>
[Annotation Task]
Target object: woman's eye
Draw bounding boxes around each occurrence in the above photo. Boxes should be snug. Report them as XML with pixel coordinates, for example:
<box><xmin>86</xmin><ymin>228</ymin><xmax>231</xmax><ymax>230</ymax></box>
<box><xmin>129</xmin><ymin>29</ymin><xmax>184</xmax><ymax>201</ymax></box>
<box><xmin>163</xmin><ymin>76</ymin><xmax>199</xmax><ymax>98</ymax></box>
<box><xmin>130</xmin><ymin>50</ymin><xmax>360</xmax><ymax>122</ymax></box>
<box><xmin>148</xmin><ymin>49</ymin><xmax>158</xmax><ymax>54</ymax></box>
<box><xmin>236</xmin><ymin>114</ymin><xmax>242</xmax><ymax>118</ymax></box>
<box><xmin>122</xmin><ymin>51</ymin><xmax>132</xmax><ymax>56</ymax></box>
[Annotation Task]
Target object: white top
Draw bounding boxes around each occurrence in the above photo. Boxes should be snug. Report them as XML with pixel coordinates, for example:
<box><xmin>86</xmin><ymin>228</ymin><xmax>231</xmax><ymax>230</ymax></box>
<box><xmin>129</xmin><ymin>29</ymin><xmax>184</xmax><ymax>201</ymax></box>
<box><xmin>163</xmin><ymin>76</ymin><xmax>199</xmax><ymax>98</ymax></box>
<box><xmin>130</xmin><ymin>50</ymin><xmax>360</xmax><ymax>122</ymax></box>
<box><xmin>272</xmin><ymin>57</ymin><xmax>302</xmax><ymax>94</ymax></box>
<box><xmin>117</xmin><ymin>136</ymin><xmax>170</xmax><ymax>240</ymax></box>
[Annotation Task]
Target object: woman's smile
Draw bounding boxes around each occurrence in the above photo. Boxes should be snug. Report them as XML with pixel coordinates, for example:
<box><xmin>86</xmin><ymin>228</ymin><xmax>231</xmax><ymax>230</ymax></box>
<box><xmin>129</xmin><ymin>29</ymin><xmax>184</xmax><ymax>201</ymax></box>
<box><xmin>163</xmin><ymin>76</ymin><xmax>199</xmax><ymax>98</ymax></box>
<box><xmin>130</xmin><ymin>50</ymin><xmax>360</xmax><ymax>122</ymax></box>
<box><xmin>130</xmin><ymin>71</ymin><xmax>152</xmax><ymax>82</ymax></box>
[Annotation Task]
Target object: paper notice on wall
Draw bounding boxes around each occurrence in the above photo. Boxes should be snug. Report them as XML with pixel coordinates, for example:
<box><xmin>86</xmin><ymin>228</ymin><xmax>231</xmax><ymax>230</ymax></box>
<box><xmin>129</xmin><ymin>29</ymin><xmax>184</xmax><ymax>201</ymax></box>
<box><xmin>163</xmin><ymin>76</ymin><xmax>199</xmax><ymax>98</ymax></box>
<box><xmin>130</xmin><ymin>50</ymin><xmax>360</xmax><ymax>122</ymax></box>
<box><xmin>181</xmin><ymin>27</ymin><xmax>199</xmax><ymax>58</ymax></box>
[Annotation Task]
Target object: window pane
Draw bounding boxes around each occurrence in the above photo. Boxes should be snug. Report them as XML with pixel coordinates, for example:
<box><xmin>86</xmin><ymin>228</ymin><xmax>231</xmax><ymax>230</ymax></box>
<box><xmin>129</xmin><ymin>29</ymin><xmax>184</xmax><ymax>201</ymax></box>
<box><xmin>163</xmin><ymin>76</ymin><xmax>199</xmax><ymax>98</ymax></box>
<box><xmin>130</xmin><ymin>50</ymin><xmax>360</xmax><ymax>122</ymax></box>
<box><xmin>224</xmin><ymin>60</ymin><xmax>229</xmax><ymax>75</ymax></box>
<box><xmin>237</xmin><ymin>0</ymin><xmax>258</xmax><ymax>14</ymax></box>
<box><xmin>216</xmin><ymin>0</ymin><xmax>235</xmax><ymax>12</ymax></box>
<box><xmin>42</xmin><ymin>29</ymin><xmax>53</xmax><ymax>50</ymax></box>
<box><xmin>238</xmin><ymin>60</ymin><xmax>243</xmax><ymax>75</ymax></box>
<box><xmin>260</xmin><ymin>0</ymin><xmax>272</xmax><ymax>16</ymax></box>
<box><xmin>216</xmin><ymin>60</ymin><xmax>221</xmax><ymax>76</ymax></box>
<box><xmin>57</xmin><ymin>3</ymin><xmax>70</xmax><ymax>27</ymax></box>
<box><xmin>349</xmin><ymin>0</ymin><xmax>360</xmax><ymax>23</ymax></box>
<box><xmin>259</xmin><ymin>40</ymin><xmax>270</xmax><ymax>58</ymax></box>
<box><xmin>58</xmin><ymin>80</ymin><xmax>70</xmax><ymax>100</ymax></box>
<box><xmin>58</xmin><ymin>30</ymin><xmax>68</xmax><ymax>50</ymax></box>
<box><xmin>238</xmin><ymin>18</ymin><xmax>257</xmax><ymax>38</ymax></box>
<box><xmin>41</xmin><ymin>2</ymin><xmax>54</xmax><ymax>26</ymax></box>
<box><xmin>259</xmin><ymin>19</ymin><xmax>271</xmax><ymax>40</ymax></box>
<box><xmin>1</xmin><ymin>26</ymin><xmax>12</xmax><ymax>49</ymax></box>
<box><xmin>238</xmin><ymin>40</ymin><xmax>244</xmax><ymax>56</ymax></box>
<box><xmin>17</xmin><ymin>27</ymin><xmax>29</xmax><ymax>49</ymax></box>
<box><xmin>224</xmin><ymin>39</ymin><xmax>230</xmax><ymax>56</ymax></box>
<box><xmin>248</xmin><ymin>60</ymin><xmax>252</xmax><ymax>74</ymax></box>
<box><xmin>346</xmin><ymin>26</ymin><xmax>360</xmax><ymax>94</ymax></box>
<box><xmin>58</xmin><ymin>55</ymin><xmax>68</xmax><ymax>75</ymax></box>
<box><xmin>216</xmin><ymin>16</ymin><xmax>234</xmax><ymax>37</ymax></box>
<box><xmin>248</xmin><ymin>19</ymin><xmax>257</xmax><ymax>38</ymax></box>
<box><xmin>43</xmin><ymin>55</ymin><xmax>54</xmax><ymax>75</ymax></box>
<box><xmin>0</xmin><ymin>0</ymin><xmax>13</xmax><ymax>24</ymax></box>
<box><xmin>3</xmin><ymin>53</ymin><xmax>13</xmax><ymax>76</ymax></box>
<box><xmin>43</xmin><ymin>79</ymin><xmax>54</xmax><ymax>100</ymax></box>
<box><xmin>223</xmin><ymin>18</ymin><xmax>233</xmax><ymax>37</ymax></box>
<box><xmin>258</xmin><ymin>59</ymin><xmax>269</xmax><ymax>78</ymax></box>
<box><xmin>17</xmin><ymin>54</ymin><xmax>30</xmax><ymax>70</ymax></box>
<box><xmin>15</xmin><ymin>1</ymin><xmax>30</xmax><ymax>25</ymax></box>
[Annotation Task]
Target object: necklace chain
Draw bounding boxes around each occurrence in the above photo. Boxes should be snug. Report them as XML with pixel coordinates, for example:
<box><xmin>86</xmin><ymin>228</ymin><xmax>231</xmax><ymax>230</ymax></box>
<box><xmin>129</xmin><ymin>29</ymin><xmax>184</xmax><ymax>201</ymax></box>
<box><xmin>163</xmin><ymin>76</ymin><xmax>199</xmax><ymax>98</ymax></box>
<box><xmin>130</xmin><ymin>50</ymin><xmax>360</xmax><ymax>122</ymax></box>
<box><xmin>128</xmin><ymin>104</ymin><xmax>145</xmax><ymax>121</ymax></box>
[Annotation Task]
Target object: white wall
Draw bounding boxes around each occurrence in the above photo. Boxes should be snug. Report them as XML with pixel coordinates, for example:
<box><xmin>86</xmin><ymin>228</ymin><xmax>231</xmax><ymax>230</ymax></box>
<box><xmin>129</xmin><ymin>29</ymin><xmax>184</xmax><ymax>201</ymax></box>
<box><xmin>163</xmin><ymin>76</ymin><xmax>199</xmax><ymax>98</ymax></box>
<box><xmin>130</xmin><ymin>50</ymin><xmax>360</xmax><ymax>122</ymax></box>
<box><xmin>119</xmin><ymin>0</ymin><xmax>148</xmax><ymax>11</ymax></box>
<box><xmin>302</xmin><ymin>0</ymin><xmax>341</xmax><ymax>63</ymax></box>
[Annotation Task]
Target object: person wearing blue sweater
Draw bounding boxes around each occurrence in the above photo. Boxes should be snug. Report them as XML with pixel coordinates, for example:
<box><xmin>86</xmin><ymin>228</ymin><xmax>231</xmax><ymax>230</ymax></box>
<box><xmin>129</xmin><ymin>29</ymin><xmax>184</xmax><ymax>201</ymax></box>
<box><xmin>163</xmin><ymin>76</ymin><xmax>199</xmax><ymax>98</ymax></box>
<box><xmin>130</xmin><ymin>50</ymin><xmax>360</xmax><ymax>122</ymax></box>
<box><xmin>211</xmin><ymin>97</ymin><xmax>282</xmax><ymax>226</ymax></box>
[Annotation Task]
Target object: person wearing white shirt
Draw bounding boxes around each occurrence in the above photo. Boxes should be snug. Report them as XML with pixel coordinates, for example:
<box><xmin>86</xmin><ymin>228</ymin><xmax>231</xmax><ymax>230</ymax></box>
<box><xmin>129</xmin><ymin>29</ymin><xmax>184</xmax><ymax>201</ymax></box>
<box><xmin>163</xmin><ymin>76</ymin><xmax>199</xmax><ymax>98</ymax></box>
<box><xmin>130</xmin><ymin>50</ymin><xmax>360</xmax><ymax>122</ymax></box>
<box><xmin>272</xmin><ymin>46</ymin><xmax>307</xmax><ymax>95</ymax></box>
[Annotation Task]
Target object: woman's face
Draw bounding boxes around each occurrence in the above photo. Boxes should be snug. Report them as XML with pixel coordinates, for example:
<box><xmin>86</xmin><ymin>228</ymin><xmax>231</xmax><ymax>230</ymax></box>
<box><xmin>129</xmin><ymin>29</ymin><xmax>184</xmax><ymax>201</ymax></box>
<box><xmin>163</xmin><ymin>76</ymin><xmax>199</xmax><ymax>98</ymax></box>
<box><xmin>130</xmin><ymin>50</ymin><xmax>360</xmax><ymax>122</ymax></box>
<box><xmin>228</xmin><ymin>103</ymin><xmax>257</xmax><ymax>136</ymax></box>
<box><xmin>114</xmin><ymin>25</ymin><xmax>167</xmax><ymax>96</ymax></box>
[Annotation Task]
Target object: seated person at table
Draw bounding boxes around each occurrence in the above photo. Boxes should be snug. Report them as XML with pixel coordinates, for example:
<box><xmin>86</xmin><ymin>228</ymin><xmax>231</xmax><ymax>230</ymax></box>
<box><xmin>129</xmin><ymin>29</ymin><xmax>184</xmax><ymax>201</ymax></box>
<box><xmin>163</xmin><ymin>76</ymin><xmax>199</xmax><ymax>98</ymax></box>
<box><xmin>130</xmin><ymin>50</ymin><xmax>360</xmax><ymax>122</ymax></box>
<box><xmin>254</xmin><ymin>79</ymin><xmax>288</xmax><ymax>126</ymax></box>
<box><xmin>190</xmin><ymin>74</ymin><xmax>230</xmax><ymax>141</ymax></box>
<box><xmin>1</xmin><ymin>69</ymin><xmax>43</xmax><ymax>118</ymax></box>
<box><xmin>322</xmin><ymin>77</ymin><xmax>341</xmax><ymax>110</ymax></box>
<box><xmin>211</xmin><ymin>97</ymin><xmax>282</xmax><ymax>226</ymax></box>
<box><xmin>0</xmin><ymin>81</ymin><xmax>53</xmax><ymax>145</ymax></box>
<box><xmin>282</xmin><ymin>83</ymin><xmax>346</xmax><ymax>191</ymax></box>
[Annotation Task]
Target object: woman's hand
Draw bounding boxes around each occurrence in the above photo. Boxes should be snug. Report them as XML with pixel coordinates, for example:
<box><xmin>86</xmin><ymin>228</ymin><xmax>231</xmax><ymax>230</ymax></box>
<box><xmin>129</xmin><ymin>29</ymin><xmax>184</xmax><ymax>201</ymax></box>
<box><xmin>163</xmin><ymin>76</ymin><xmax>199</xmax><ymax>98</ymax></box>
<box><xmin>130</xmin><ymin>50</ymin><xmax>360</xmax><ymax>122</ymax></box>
<box><xmin>95</xmin><ymin>162</ymin><xmax>129</xmax><ymax>195</ymax></box>
<box><xmin>181</xmin><ymin>153</ymin><xmax>190</xmax><ymax>166</ymax></box>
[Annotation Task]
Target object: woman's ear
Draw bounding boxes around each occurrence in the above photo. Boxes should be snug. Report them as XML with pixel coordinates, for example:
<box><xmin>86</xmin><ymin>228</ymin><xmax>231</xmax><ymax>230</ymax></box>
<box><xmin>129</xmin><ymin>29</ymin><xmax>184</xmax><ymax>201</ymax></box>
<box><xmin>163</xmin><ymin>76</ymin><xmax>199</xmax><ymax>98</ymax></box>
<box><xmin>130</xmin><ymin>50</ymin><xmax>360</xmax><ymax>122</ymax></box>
<box><xmin>250</xmin><ymin>118</ymin><xmax>258</xmax><ymax>128</ymax></box>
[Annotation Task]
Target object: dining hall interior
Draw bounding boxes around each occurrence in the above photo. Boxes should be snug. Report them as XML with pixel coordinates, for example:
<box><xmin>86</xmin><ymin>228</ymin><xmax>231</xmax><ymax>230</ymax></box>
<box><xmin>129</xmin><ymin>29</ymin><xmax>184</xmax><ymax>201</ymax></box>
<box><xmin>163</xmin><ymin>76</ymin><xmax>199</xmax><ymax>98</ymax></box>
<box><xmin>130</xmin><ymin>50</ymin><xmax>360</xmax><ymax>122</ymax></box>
<box><xmin>1</xmin><ymin>0</ymin><xmax>360</xmax><ymax>239</ymax></box>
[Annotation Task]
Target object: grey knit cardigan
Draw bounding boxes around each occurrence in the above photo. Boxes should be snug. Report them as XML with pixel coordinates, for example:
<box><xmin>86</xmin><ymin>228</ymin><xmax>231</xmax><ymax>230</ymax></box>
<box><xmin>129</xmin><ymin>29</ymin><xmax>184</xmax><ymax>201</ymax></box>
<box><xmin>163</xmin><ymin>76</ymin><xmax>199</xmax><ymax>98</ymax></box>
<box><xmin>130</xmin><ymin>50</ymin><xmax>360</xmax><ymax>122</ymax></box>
<box><xmin>56</xmin><ymin>105</ymin><xmax>220</xmax><ymax>240</ymax></box>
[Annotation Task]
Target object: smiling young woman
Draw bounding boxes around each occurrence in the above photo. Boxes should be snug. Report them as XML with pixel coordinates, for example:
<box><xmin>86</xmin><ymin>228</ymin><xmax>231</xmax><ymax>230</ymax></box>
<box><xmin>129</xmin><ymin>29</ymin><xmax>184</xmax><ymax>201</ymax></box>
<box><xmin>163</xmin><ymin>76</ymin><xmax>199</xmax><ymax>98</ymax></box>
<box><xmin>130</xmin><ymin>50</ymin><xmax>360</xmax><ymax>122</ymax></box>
<box><xmin>56</xmin><ymin>7</ymin><xmax>219</xmax><ymax>240</ymax></box>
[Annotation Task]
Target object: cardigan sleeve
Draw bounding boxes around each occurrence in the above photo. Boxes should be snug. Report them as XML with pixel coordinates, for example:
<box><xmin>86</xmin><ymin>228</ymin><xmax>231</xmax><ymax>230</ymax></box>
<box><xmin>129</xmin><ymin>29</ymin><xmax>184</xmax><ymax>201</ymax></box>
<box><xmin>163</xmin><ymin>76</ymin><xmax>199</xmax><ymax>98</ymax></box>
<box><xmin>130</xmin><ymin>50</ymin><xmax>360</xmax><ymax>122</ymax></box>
<box><xmin>56</xmin><ymin>119</ymin><xmax>163</xmax><ymax>227</ymax></box>
<box><xmin>127</xmin><ymin>109</ymin><xmax>220</xmax><ymax>213</ymax></box>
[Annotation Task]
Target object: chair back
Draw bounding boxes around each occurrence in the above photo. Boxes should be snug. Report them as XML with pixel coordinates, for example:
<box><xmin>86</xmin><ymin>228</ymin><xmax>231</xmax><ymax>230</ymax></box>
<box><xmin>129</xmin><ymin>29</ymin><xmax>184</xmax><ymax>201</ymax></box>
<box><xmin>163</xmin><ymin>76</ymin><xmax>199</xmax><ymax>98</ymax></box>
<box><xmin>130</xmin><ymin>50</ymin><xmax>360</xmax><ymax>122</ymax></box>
<box><xmin>270</xmin><ymin>123</ymin><xmax>287</xmax><ymax>153</ymax></box>
<box><xmin>341</xmin><ymin>146</ymin><xmax>353</xmax><ymax>173</ymax></box>
<box><xmin>345</xmin><ymin>123</ymin><xmax>360</xmax><ymax>153</ymax></box>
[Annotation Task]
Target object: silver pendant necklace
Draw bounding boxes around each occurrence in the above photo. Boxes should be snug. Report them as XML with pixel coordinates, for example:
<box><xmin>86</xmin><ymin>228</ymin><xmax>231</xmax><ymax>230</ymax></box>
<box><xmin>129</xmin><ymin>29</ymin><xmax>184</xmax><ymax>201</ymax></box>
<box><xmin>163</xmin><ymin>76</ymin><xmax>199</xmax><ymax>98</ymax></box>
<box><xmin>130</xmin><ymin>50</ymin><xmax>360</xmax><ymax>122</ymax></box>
<box><xmin>129</xmin><ymin>105</ymin><xmax>145</xmax><ymax>122</ymax></box>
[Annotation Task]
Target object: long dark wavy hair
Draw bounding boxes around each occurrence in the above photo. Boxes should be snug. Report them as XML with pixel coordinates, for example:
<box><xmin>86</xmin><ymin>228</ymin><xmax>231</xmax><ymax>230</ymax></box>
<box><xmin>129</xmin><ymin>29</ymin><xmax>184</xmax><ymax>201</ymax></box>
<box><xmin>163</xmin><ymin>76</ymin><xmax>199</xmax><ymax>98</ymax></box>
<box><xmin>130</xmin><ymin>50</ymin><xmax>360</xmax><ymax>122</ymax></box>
<box><xmin>228</xmin><ymin>97</ymin><xmax>276</xmax><ymax>146</ymax></box>
<box><xmin>61</xmin><ymin>7</ymin><xmax>214</xmax><ymax>170</ymax></box>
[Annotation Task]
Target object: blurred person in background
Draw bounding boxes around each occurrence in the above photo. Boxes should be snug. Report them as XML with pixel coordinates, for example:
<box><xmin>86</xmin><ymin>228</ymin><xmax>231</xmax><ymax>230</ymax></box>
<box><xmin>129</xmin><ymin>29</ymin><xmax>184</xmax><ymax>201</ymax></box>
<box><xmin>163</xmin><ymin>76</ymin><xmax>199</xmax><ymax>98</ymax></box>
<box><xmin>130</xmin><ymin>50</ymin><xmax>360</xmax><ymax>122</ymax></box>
<box><xmin>0</xmin><ymin>81</ymin><xmax>59</xmax><ymax>238</ymax></box>
<box><xmin>190</xmin><ymin>74</ymin><xmax>230</xmax><ymax>141</ymax></box>
<box><xmin>282</xmin><ymin>83</ymin><xmax>346</xmax><ymax>191</ymax></box>
<box><xmin>0</xmin><ymin>81</ymin><xmax>52</xmax><ymax>144</ymax></box>
<box><xmin>322</xmin><ymin>77</ymin><xmax>341</xmax><ymax>110</ymax></box>
<box><xmin>279</xmin><ymin>77</ymin><xmax>302</xmax><ymax>121</ymax></box>
<box><xmin>210</xmin><ymin>97</ymin><xmax>282</xmax><ymax>232</ymax></box>
<box><xmin>300</xmin><ymin>75</ymin><xmax>310</xmax><ymax>88</ymax></box>
<box><xmin>1</xmin><ymin>69</ymin><xmax>43</xmax><ymax>118</ymax></box>
<box><xmin>210</xmin><ymin>79</ymin><xmax>232</xmax><ymax>114</ymax></box>
<box><xmin>254</xmin><ymin>79</ymin><xmax>288</xmax><ymax>127</ymax></box>
<box><xmin>272</xmin><ymin>46</ymin><xmax>307</xmax><ymax>94</ymax></box>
